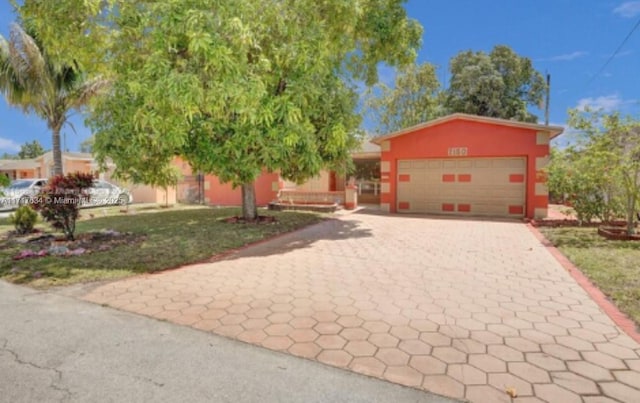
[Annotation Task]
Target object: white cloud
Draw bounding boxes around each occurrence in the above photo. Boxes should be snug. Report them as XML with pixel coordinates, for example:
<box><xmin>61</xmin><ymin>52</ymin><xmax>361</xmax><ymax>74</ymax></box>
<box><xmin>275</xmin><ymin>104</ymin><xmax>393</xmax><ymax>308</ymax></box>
<box><xmin>0</xmin><ymin>137</ymin><xmax>20</xmax><ymax>153</ymax></box>
<box><xmin>613</xmin><ymin>1</ymin><xmax>640</xmax><ymax>17</ymax></box>
<box><xmin>576</xmin><ymin>94</ymin><xmax>624</xmax><ymax>112</ymax></box>
<box><xmin>542</xmin><ymin>51</ymin><xmax>588</xmax><ymax>62</ymax></box>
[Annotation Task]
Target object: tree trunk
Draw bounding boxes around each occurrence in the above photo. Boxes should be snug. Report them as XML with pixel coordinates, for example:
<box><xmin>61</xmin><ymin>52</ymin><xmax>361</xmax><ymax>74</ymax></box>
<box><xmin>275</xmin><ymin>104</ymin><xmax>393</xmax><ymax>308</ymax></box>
<box><xmin>241</xmin><ymin>182</ymin><xmax>258</xmax><ymax>221</ymax></box>
<box><xmin>627</xmin><ymin>194</ymin><xmax>636</xmax><ymax>236</ymax></box>
<box><xmin>51</xmin><ymin>125</ymin><xmax>64</xmax><ymax>176</ymax></box>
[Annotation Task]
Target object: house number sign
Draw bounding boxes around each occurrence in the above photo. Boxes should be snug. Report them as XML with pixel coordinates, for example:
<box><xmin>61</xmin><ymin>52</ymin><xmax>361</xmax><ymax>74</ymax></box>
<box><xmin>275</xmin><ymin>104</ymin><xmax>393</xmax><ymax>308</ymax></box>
<box><xmin>447</xmin><ymin>147</ymin><xmax>468</xmax><ymax>156</ymax></box>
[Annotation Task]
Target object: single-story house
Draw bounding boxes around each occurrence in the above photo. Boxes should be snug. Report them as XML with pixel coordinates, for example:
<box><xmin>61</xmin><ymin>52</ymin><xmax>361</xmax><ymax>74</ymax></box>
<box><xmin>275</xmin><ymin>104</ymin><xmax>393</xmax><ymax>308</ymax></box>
<box><xmin>182</xmin><ymin>113</ymin><xmax>563</xmax><ymax>219</ymax></box>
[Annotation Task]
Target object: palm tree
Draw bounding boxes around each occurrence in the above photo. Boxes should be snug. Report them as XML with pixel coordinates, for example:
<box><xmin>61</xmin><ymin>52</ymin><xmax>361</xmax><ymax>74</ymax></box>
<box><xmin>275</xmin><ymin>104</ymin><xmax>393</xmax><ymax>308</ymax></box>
<box><xmin>0</xmin><ymin>23</ymin><xmax>106</xmax><ymax>176</ymax></box>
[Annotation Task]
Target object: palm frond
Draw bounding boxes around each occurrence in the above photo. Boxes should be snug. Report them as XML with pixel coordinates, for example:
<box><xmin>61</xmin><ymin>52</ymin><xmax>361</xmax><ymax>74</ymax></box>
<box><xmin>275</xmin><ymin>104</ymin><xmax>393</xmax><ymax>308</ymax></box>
<box><xmin>0</xmin><ymin>35</ymin><xmax>33</xmax><ymax>111</ymax></box>
<box><xmin>8</xmin><ymin>23</ymin><xmax>49</xmax><ymax>91</ymax></box>
<box><xmin>72</xmin><ymin>77</ymin><xmax>110</xmax><ymax>108</ymax></box>
<box><xmin>0</xmin><ymin>22</ymin><xmax>103</xmax><ymax>176</ymax></box>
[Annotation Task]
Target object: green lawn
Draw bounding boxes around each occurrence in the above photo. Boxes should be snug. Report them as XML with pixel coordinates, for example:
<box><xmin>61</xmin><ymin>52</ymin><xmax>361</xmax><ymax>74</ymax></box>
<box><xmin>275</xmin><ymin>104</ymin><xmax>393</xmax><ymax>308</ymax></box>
<box><xmin>540</xmin><ymin>227</ymin><xmax>640</xmax><ymax>326</ymax></box>
<box><xmin>0</xmin><ymin>207</ymin><xmax>323</xmax><ymax>288</ymax></box>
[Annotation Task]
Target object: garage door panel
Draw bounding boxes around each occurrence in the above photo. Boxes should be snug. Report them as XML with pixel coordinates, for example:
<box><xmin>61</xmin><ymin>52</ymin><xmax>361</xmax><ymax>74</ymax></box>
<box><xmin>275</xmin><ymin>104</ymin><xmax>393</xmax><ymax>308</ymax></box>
<box><xmin>398</xmin><ymin>161</ymin><xmax>412</xmax><ymax>169</ymax></box>
<box><xmin>442</xmin><ymin>160</ymin><xmax>457</xmax><ymax>169</ymax></box>
<box><xmin>493</xmin><ymin>158</ymin><xmax>525</xmax><ymax>168</ymax></box>
<box><xmin>473</xmin><ymin>159</ymin><xmax>492</xmax><ymax>168</ymax></box>
<box><xmin>397</xmin><ymin>157</ymin><xmax>526</xmax><ymax>217</ymax></box>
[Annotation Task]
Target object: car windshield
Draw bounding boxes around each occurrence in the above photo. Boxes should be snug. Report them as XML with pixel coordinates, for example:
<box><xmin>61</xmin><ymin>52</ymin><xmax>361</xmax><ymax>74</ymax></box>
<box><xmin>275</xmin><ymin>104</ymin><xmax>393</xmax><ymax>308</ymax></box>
<box><xmin>7</xmin><ymin>180</ymin><xmax>35</xmax><ymax>190</ymax></box>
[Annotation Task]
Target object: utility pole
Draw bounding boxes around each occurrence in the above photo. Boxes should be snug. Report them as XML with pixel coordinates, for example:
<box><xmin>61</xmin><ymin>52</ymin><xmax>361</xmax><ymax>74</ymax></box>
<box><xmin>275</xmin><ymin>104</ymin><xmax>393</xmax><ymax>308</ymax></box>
<box><xmin>545</xmin><ymin>73</ymin><xmax>551</xmax><ymax>126</ymax></box>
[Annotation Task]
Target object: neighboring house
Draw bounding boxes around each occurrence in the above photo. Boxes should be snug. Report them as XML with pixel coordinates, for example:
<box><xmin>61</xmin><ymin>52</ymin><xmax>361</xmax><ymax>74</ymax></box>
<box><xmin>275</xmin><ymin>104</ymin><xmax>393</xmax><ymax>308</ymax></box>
<box><xmin>0</xmin><ymin>151</ymin><xmax>97</xmax><ymax>180</ymax></box>
<box><xmin>371</xmin><ymin>113</ymin><xmax>564</xmax><ymax>219</ymax></box>
<box><xmin>0</xmin><ymin>158</ymin><xmax>40</xmax><ymax>180</ymax></box>
<box><xmin>0</xmin><ymin>151</ymin><xmax>176</xmax><ymax>205</ymax></box>
<box><xmin>35</xmin><ymin>151</ymin><xmax>96</xmax><ymax>178</ymax></box>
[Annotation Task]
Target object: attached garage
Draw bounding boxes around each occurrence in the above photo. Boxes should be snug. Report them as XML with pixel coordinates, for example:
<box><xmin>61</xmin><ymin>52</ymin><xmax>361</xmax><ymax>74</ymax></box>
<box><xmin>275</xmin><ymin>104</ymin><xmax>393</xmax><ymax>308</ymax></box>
<box><xmin>372</xmin><ymin>114</ymin><xmax>564</xmax><ymax>219</ymax></box>
<box><xmin>397</xmin><ymin>157</ymin><xmax>526</xmax><ymax>217</ymax></box>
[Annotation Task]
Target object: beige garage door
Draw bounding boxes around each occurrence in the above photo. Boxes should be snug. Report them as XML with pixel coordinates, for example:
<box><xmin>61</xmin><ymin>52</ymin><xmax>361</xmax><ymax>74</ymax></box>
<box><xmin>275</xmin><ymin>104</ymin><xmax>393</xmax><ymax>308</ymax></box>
<box><xmin>397</xmin><ymin>157</ymin><xmax>526</xmax><ymax>217</ymax></box>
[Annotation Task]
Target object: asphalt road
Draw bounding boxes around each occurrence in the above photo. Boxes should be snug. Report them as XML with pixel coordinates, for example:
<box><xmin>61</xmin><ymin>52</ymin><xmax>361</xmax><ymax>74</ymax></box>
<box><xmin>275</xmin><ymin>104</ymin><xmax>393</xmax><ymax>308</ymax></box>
<box><xmin>0</xmin><ymin>281</ymin><xmax>457</xmax><ymax>403</ymax></box>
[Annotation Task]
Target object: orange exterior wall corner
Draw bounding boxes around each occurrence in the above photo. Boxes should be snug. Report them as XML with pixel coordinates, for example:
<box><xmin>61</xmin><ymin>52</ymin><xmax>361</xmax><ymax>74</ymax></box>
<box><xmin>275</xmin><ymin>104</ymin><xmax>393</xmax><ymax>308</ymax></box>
<box><xmin>379</xmin><ymin>119</ymin><xmax>550</xmax><ymax>219</ymax></box>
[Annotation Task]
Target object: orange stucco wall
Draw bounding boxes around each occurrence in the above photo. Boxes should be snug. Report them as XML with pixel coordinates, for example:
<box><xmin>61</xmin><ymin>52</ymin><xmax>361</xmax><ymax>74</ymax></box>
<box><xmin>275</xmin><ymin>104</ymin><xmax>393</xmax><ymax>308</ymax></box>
<box><xmin>174</xmin><ymin>157</ymin><xmax>280</xmax><ymax>206</ymax></box>
<box><xmin>65</xmin><ymin>160</ymin><xmax>93</xmax><ymax>175</ymax></box>
<box><xmin>380</xmin><ymin>119</ymin><xmax>549</xmax><ymax>219</ymax></box>
<box><xmin>204</xmin><ymin>171</ymin><xmax>280</xmax><ymax>206</ymax></box>
<box><xmin>17</xmin><ymin>170</ymin><xmax>35</xmax><ymax>179</ymax></box>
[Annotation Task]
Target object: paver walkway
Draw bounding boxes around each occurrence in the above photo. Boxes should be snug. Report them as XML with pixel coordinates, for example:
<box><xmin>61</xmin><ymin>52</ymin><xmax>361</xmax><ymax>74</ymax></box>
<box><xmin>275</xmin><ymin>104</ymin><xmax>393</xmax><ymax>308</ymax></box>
<box><xmin>84</xmin><ymin>212</ymin><xmax>640</xmax><ymax>403</ymax></box>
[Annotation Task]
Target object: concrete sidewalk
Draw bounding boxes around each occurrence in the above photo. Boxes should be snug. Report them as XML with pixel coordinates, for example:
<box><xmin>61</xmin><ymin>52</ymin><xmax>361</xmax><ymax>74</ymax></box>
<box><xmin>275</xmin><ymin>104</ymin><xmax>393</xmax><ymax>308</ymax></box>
<box><xmin>0</xmin><ymin>281</ymin><xmax>456</xmax><ymax>403</ymax></box>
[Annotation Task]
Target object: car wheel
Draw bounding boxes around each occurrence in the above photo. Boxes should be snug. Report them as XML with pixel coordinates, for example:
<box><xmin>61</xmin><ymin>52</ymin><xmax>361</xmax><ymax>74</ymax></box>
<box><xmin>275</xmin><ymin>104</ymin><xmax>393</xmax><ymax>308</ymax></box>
<box><xmin>118</xmin><ymin>193</ymin><xmax>129</xmax><ymax>206</ymax></box>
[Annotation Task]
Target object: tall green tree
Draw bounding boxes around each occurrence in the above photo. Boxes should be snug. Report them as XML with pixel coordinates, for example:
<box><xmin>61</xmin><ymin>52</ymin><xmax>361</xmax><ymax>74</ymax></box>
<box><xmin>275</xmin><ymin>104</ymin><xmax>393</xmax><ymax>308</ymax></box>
<box><xmin>366</xmin><ymin>62</ymin><xmax>443</xmax><ymax>134</ymax></box>
<box><xmin>0</xmin><ymin>23</ymin><xmax>106</xmax><ymax>176</ymax></box>
<box><xmin>445</xmin><ymin>45</ymin><xmax>545</xmax><ymax>123</ymax></box>
<box><xmin>17</xmin><ymin>140</ymin><xmax>45</xmax><ymax>159</ymax></box>
<box><xmin>20</xmin><ymin>0</ymin><xmax>422</xmax><ymax>220</ymax></box>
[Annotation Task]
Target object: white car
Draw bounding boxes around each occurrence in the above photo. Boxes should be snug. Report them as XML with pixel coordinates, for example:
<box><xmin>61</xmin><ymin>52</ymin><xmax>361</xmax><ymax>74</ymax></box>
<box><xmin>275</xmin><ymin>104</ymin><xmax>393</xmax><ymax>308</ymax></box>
<box><xmin>0</xmin><ymin>178</ymin><xmax>48</xmax><ymax>211</ymax></box>
<box><xmin>86</xmin><ymin>179</ymin><xmax>133</xmax><ymax>207</ymax></box>
<box><xmin>0</xmin><ymin>178</ymin><xmax>132</xmax><ymax>210</ymax></box>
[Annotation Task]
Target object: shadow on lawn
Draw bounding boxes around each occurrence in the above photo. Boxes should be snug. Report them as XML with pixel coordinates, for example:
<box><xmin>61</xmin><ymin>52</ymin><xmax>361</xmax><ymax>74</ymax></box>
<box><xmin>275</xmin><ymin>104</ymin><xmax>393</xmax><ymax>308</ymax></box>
<box><xmin>220</xmin><ymin>217</ymin><xmax>372</xmax><ymax>260</ymax></box>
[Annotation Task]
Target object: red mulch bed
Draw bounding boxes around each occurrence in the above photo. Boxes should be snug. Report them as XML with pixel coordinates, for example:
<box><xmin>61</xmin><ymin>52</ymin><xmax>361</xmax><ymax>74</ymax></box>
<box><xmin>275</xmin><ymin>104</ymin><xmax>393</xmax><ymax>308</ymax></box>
<box><xmin>9</xmin><ymin>230</ymin><xmax>145</xmax><ymax>260</ymax></box>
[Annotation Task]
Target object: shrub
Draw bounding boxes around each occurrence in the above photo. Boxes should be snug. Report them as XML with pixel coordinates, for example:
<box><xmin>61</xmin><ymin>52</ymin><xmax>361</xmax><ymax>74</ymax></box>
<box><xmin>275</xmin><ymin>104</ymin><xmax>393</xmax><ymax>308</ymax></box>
<box><xmin>32</xmin><ymin>172</ymin><xmax>94</xmax><ymax>241</ymax></box>
<box><xmin>0</xmin><ymin>174</ymin><xmax>9</xmax><ymax>190</ymax></box>
<box><xmin>9</xmin><ymin>205</ymin><xmax>38</xmax><ymax>235</ymax></box>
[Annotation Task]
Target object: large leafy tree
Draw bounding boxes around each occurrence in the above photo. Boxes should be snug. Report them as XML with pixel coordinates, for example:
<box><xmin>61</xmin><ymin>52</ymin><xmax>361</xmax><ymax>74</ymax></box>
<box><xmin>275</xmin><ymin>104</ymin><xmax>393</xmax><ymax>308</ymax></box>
<box><xmin>0</xmin><ymin>23</ymin><xmax>106</xmax><ymax>176</ymax></box>
<box><xmin>445</xmin><ymin>45</ymin><xmax>545</xmax><ymax>123</ymax></box>
<box><xmin>19</xmin><ymin>0</ymin><xmax>422</xmax><ymax>219</ymax></box>
<box><xmin>18</xmin><ymin>140</ymin><xmax>45</xmax><ymax>159</ymax></box>
<box><xmin>366</xmin><ymin>62</ymin><xmax>443</xmax><ymax>134</ymax></box>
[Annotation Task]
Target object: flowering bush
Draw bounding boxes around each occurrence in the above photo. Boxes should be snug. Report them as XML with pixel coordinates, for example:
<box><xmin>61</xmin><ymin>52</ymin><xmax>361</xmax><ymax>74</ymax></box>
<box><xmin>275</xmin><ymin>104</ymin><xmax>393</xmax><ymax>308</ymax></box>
<box><xmin>31</xmin><ymin>172</ymin><xmax>94</xmax><ymax>240</ymax></box>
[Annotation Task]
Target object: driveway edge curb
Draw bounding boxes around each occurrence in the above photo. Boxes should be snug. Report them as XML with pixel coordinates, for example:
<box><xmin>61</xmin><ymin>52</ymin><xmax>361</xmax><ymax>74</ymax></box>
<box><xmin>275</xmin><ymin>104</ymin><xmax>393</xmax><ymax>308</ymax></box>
<box><xmin>527</xmin><ymin>224</ymin><xmax>640</xmax><ymax>344</ymax></box>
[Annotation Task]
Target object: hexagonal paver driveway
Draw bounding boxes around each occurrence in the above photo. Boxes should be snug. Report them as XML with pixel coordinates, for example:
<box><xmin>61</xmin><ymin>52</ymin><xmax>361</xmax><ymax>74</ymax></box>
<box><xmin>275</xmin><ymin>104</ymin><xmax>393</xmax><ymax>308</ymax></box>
<box><xmin>83</xmin><ymin>212</ymin><xmax>640</xmax><ymax>402</ymax></box>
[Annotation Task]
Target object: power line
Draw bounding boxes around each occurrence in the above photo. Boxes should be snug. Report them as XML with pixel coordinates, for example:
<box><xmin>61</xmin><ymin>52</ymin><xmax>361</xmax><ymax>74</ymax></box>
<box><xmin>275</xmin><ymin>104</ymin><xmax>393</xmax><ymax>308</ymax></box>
<box><xmin>587</xmin><ymin>17</ymin><xmax>640</xmax><ymax>86</ymax></box>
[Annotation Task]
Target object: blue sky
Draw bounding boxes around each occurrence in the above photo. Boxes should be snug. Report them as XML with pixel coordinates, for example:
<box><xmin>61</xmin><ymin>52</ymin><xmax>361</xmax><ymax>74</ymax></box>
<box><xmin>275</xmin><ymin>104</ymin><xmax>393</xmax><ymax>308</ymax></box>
<box><xmin>1</xmin><ymin>0</ymin><xmax>639</xmax><ymax>153</ymax></box>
